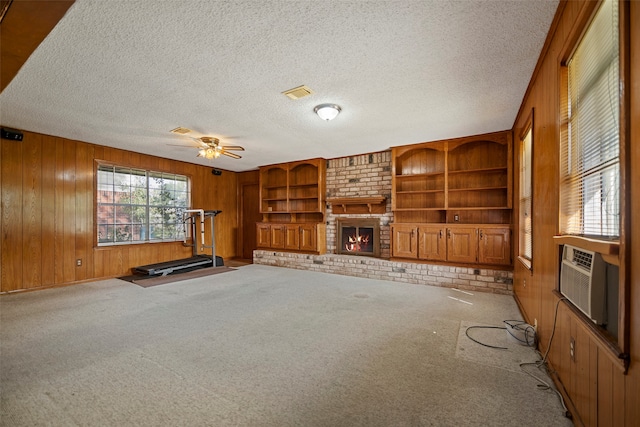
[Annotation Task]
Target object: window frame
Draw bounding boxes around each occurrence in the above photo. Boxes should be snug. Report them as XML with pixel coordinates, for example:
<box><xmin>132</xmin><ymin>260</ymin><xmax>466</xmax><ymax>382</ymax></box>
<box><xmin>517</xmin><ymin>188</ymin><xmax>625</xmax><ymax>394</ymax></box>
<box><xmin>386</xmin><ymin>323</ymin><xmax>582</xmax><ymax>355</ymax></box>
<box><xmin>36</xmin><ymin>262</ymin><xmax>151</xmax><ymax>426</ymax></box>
<box><xmin>556</xmin><ymin>0</ymin><xmax>630</xmax><ymax>365</ymax></box>
<box><xmin>95</xmin><ymin>162</ymin><xmax>192</xmax><ymax>246</ymax></box>
<box><xmin>518</xmin><ymin>112</ymin><xmax>534</xmax><ymax>271</ymax></box>
<box><xmin>559</xmin><ymin>0</ymin><xmax>620</xmax><ymax>240</ymax></box>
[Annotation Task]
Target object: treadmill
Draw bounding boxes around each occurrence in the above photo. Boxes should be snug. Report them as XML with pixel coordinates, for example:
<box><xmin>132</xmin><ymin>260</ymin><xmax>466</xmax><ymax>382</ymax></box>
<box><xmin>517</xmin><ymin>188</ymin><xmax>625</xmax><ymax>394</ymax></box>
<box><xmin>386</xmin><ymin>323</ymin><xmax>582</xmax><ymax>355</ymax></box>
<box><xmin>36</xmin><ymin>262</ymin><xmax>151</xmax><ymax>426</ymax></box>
<box><xmin>133</xmin><ymin>209</ymin><xmax>223</xmax><ymax>276</ymax></box>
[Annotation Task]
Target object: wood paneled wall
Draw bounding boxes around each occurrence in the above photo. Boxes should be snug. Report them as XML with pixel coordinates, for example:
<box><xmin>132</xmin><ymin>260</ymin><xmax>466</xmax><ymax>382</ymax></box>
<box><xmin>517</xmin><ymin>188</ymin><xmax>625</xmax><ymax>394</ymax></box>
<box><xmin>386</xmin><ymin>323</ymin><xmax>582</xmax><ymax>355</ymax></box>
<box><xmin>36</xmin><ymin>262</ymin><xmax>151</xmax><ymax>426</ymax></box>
<box><xmin>1</xmin><ymin>130</ymin><xmax>239</xmax><ymax>292</ymax></box>
<box><xmin>512</xmin><ymin>1</ymin><xmax>639</xmax><ymax>425</ymax></box>
<box><xmin>1</xmin><ymin>0</ymin><xmax>75</xmax><ymax>92</ymax></box>
<box><xmin>236</xmin><ymin>170</ymin><xmax>260</xmax><ymax>259</ymax></box>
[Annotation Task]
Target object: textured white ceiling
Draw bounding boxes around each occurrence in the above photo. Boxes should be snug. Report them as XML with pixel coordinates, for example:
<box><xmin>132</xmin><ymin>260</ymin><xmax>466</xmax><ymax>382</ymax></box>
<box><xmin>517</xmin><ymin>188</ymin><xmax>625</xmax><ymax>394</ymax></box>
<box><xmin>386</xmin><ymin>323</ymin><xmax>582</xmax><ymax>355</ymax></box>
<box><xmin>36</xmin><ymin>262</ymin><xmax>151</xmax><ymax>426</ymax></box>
<box><xmin>0</xmin><ymin>0</ymin><xmax>558</xmax><ymax>172</ymax></box>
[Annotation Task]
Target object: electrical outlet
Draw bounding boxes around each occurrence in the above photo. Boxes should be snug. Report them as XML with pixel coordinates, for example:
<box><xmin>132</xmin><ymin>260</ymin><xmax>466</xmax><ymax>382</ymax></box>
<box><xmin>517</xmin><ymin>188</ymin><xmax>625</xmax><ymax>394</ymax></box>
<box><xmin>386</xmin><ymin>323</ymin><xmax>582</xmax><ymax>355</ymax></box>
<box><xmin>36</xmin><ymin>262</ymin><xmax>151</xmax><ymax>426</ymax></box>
<box><xmin>570</xmin><ymin>337</ymin><xmax>575</xmax><ymax>361</ymax></box>
<box><xmin>454</xmin><ymin>214</ymin><xmax>460</xmax><ymax>222</ymax></box>
<box><xmin>523</xmin><ymin>279</ymin><xmax>526</xmax><ymax>288</ymax></box>
<box><xmin>76</xmin><ymin>259</ymin><xmax>82</xmax><ymax>266</ymax></box>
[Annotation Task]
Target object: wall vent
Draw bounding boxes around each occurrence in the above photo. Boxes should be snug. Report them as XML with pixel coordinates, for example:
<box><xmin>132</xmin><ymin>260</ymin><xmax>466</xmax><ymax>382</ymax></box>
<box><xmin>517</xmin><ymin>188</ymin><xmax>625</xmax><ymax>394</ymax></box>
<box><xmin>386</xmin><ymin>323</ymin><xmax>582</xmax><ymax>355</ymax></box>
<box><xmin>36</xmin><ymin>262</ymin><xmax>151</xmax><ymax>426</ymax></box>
<box><xmin>282</xmin><ymin>85</ymin><xmax>314</xmax><ymax>100</ymax></box>
<box><xmin>560</xmin><ymin>245</ymin><xmax>607</xmax><ymax>324</ymax></box>
<box><xmin>170</xmin><ymin>127</ymin><xmax>192</xmax><ymax>135</ymax></box>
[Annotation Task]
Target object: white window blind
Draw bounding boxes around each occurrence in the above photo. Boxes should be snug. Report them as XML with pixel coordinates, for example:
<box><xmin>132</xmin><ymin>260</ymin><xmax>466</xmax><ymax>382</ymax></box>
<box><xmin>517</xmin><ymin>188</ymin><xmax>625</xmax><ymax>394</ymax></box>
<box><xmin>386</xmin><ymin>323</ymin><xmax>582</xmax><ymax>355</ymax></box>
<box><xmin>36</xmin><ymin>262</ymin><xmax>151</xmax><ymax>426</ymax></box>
<box><xmin>560</xmin><ymin>0</ymin><xmax>619</xmax><ymax>238</ymax></box>
<box><xmin>519</xmin><ymin>128</ymin><xmax>532</xmax><ymax>261</ymax></box>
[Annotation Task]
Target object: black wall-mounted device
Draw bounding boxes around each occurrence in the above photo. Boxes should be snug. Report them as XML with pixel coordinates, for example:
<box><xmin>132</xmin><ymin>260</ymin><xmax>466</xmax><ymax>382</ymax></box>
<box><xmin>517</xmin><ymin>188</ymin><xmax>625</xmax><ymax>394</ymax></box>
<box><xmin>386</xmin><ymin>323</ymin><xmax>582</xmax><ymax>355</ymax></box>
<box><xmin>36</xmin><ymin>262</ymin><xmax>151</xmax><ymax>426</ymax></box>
<box><xmin>1</xmin><ymin>128</ymin><xmax>24</xmax><ymax>141</ymax></box>
<box><xmin>212</xmin><ymin>169</ymin><xmax>222</xmax><ymax>176</ymax></box>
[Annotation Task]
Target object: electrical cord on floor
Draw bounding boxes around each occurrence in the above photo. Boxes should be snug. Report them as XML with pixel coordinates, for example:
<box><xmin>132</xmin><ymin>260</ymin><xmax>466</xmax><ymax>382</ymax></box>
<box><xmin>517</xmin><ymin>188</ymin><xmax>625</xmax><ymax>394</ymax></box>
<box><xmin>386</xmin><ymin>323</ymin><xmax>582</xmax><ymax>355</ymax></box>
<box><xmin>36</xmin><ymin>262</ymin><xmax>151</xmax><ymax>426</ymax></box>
<box><xmin>464</xmin><ymin>320</ymin><xmax>537</xmax><ymax>350</ymax></box>
<box><xmin>504</xmin><ymin>319</ymin><xmax>537</xmax><ymax>347</ymax></box>
<box><xmin>465</xmin><ymin>325</ymin><xmax>509</xmax><ymax>349</ymax></box>
<box><xmin>463</xmin><ymin>300</ymin><xmax>570</xmax><ymax>418</ymax></box>
<box><xmin>518</xmin><ymin>297</ymin><xmax>571</xmax><ymax>418</ymax></box>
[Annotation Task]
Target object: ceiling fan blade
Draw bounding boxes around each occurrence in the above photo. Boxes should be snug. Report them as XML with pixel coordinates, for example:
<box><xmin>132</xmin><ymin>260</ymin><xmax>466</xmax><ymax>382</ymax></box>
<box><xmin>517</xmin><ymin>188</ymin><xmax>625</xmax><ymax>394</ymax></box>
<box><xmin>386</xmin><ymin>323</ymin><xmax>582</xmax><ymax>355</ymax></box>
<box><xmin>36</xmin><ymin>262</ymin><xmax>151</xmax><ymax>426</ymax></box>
<box><xmin>189</xmin><ymin>137</ymin><xmax>209</xmax><ymax>148</ymax></box>
<box><xmin>222</xmin><ymin>151</ymin><xmax>242</xmax><ymax>159</ymax></box>
<box><xmin>221</xmin><ymin>145</ymin><xmax>244</xmax><ymax>151</ymax></box>
<box><xmin>168</xmin><ymin>143</ymin><xmax>199</xmax><ymax>148</ymax></box>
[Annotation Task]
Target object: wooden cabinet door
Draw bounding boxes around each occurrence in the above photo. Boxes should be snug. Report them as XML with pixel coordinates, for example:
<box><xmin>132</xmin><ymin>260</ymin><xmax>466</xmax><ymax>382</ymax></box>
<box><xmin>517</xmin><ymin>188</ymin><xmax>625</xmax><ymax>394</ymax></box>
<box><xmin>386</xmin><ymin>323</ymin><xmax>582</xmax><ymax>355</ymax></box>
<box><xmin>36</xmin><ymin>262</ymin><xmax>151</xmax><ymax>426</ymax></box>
<box><xmin>285</xmin><ymin>224</ymin><xmax>300</xmax><ymax>250</ymax></box>
<box><xmin>447</xmin><ymin>227</ymin><xmax>478</xmax><ymax>264</ymax></box>
<box><xmin>299</xmin><ymin>224</ymin><xmax>317</xmax><ymax>252</ymax></box>
<box><xmin>391</xmin><ymin>224</ymin><xmax>418</xmax><ymax>259</ymax></box>
<box><xmin>256</xmin><ymin>223</ymin><xmax>271</xmax><ymax>248</ymax></box>
<box><xmin>478</xmin><ymin>227</ymin><xmax>511</xmax><ymax>265</ymax></box>
<box><xmin>270</xmin><ymin>224</ymin><xmax>285</xmax><ymax>249</ymax></box>
<box><xmin>418</xmin><ymin>226</ymin><xmax>447</xmax><ymax>261</ymax></box>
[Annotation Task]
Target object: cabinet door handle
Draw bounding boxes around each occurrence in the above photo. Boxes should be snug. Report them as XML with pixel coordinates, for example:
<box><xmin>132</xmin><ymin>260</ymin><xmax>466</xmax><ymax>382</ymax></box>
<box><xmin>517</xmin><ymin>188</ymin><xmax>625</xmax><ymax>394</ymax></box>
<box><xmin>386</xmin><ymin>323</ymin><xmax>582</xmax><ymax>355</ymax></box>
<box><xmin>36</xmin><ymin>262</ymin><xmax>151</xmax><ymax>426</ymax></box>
<box><xmin>447</xmin><ymin>229</ymin><xmax>451</xmax><ymax>239</ymax></box>
<box><xmin>439</xmin><ymin>229</ymin><xmax>443</xmax><ymax>239</ymax></box>
<box><xmin>479</xmin><ymin>230</ymin><xmax>483</xmax><ymax>240</ymax></box>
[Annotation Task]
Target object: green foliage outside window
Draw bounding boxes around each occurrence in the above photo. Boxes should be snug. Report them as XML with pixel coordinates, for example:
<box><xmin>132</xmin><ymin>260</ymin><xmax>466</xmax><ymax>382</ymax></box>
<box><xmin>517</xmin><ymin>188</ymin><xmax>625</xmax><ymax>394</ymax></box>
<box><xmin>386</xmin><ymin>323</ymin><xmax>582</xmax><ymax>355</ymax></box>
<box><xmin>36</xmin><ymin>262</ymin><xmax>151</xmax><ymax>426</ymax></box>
<box><xmin>97</xmin><ymin>166</ymin><xmax>190</xmax><ymax>245</ymax></box>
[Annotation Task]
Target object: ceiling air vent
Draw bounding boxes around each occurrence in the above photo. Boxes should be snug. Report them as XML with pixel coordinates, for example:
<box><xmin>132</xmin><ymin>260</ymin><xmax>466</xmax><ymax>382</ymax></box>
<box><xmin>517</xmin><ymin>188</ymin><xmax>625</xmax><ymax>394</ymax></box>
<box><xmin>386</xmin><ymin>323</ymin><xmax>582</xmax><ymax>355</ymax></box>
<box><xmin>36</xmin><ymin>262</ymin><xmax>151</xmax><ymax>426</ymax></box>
<box><xmin>282</xmin><ymin>85</ymin><xmax>314</xmax><ymax>100</ymax></box>
<box><xmin>170</xmin><ymin>127</ymin><xmax>192</xmax><ymax>135</ymax></box>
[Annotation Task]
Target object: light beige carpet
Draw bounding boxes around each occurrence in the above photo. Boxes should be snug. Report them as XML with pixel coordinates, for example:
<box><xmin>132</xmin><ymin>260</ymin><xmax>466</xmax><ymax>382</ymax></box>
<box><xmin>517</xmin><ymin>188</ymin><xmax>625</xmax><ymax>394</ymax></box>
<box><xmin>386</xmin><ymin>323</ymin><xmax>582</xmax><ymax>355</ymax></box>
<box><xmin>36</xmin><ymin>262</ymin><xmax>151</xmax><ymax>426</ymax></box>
<box><xmin>1</xmin><ymin>265</ymin><xmax>573</xmax><ymax>427</ymax></box>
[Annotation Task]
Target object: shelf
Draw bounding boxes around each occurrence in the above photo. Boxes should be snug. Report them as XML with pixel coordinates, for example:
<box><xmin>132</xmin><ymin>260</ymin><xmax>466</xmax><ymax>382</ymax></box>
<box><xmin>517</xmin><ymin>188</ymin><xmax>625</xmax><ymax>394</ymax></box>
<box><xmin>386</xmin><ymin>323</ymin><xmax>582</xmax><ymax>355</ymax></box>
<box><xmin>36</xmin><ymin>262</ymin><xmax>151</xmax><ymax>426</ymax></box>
<box><xmin>446</xmin><ymin>206</ymin><xmax>510</xmax><ymax>210</ymax></box>
<box><xmin>395</xmin><ymin>171</ymin><xmax>445</xmax><ymax>179</ymax></box>
<box><xmin>448</xmin><ymin>186</ymin><xmax>507</xmax><ymax>192</ymax></box>
<box><xmin>396</xmin><ymin>189</ymin><xmax>445</xmax><ymax>195</ymax></box>
<box><xmin>289</xmin><ymin>183</ymin><xmax>318</xmax><ymax>188</ymax></box>
<box><xmin>327</xmin><ymin>196</ymin><xmax>387</xmax><ymax>214</ymax></box>
<box><xmin>553</xmin><ymin>235</ymin><xmax>620</xmax><ymax>256</ymax></box>
<box><xmin>393</xmin><ymin>208</ymin><xmax>445</xmax><ymax>212</ymax></box>
<box><xmin>394</xmin><ymin>137</ymin><xmax>512</xmax><ymax>238</ymax></box>
<box><xmin>260</xmin><ymin>158</ymin><xmax>326</xmax><ymax>220</ymax></box>
<box><xmin>448</xmin><ymin>166</ymin><xmax>507</xmax><ymax>175</ymax></box>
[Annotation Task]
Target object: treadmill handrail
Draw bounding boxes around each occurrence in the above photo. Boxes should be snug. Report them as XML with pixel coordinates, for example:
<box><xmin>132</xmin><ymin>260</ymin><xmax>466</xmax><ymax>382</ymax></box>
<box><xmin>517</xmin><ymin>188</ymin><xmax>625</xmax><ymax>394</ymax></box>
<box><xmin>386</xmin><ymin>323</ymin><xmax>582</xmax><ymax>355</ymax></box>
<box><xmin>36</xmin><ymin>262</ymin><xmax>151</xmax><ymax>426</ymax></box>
<box><xmin>183</xmin><ymin>209</ymin><xmax>205</xmax><ymax>246</ymax></box>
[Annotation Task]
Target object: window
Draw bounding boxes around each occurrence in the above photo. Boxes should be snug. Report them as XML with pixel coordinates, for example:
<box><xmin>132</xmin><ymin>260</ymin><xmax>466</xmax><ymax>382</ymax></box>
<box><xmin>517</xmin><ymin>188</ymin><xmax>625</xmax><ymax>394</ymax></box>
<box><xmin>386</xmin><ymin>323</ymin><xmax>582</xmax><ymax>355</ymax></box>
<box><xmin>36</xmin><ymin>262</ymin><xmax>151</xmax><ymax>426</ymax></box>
<box><xmin>560</xmin><ymin>0</ymin><xmax>619</xmax><ymax>239</ymax></box>
<box><xmin>556</xmin><ymin>0</ymin><xmax>630</xmax><ymax>365</ymax></box>
<box><xmin>97</xmin><ymin>165</ymin><xmax>190</xmax><ymax>245</ymax></box>
<box><xmin>519</xmin><ymin>123</ymin><xmax>533</xmax><ymax>267</ymax></box>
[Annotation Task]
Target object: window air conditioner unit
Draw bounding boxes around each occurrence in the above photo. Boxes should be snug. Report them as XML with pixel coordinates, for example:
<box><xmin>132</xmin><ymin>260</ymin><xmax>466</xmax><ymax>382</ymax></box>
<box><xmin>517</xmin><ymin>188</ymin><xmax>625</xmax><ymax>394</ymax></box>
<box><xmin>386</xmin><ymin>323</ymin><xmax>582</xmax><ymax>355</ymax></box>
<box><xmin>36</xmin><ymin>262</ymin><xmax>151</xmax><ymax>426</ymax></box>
<box><xmin>560</xmin><ymin>245</ymin><xmax>607</xmax><ymax>325</ymax></box>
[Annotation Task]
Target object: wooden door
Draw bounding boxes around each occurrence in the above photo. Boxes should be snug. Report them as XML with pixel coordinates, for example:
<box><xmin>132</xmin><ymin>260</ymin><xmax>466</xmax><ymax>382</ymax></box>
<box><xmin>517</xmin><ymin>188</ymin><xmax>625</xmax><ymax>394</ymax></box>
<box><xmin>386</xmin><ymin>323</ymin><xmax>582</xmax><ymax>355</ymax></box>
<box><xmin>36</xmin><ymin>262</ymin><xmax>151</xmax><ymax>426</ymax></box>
<box><xmin>447</xmin><ymin>227</ymin><xmax>478</xmax><ymax>264</ymax></box>
<box><xmin>418</xmin><ymin>226</ymin><xmax>447</xmax><ymax>261</ymax></box>
<box><xmin>241</xmin><ymin>182</ymin><xmax>260</xmax><ymax>259</ymax></box>
<box><xmin>391</xmin><ymin>224</ymin><xmax>418</xmax><ymax>259</ymax></box>
<box><xmin>285</xmin><ymin>224</ymin><xmax>300</xmax><ymax>250</ymax></box>
<box><xmin>299</xmin><ymin>224</ymin><xmax>317</xmax><ymax>252</ymax></box>
<box><xmin>256</xmin><ymin>223</ymin><xmax>271</xmax><ymax>248</ymax></box>
<box><xmin>478</xmin><ymin>227</ymin><xmax>511</xmax><ymax>265</ymax></box>
<box><xmin>270</xmin><ymin>224</ymin><xmax>285</xmax><ymax>249</ymax></box>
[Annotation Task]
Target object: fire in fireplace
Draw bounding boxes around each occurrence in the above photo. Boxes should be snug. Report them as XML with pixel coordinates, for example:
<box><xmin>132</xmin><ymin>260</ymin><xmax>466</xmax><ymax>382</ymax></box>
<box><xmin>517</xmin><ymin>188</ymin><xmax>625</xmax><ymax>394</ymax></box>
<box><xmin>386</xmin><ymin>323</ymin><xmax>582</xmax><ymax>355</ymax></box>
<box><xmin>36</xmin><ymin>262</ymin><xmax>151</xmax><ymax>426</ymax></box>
<box><xmin>336</xmin><ymin>219</ymin><xmax>380</xmax><ymax>257</ymax></box>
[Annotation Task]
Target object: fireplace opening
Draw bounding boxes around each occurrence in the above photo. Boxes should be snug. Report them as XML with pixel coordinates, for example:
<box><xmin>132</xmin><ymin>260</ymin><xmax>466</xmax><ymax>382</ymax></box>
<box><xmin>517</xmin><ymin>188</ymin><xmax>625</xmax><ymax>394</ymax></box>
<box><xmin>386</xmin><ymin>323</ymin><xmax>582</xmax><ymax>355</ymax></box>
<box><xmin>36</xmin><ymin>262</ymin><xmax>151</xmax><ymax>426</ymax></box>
<box><xmin>337</xmin><ymin>219</ymin><xmax>380</xmax><ymax>257</ymax></box>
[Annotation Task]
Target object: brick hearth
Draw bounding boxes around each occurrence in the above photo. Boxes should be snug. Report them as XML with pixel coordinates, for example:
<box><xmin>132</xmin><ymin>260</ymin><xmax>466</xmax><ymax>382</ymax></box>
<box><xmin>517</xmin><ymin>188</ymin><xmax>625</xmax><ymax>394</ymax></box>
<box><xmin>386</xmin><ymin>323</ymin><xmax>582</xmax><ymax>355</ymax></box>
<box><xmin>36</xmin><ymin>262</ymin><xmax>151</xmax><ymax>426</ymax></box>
<box><xmin>253</xmin><ymin>250</ymin><xmax>513</xmax><ymax>295</ymax></box>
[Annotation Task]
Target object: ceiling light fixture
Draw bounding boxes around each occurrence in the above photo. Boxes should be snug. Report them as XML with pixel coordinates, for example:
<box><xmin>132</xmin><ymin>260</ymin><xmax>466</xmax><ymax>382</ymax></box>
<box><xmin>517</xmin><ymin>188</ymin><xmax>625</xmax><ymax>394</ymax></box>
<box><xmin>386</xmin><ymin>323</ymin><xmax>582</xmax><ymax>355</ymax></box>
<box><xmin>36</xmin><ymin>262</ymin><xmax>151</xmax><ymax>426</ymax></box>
<box><xmin>198</xmin><ymin>147</ymin><xmax>221</xmax><ymax>159</ymax></box>
<box><xmin>314</xmin><ymin>103</ymin><xmax>341</xmax><ymax>121</ymax></box>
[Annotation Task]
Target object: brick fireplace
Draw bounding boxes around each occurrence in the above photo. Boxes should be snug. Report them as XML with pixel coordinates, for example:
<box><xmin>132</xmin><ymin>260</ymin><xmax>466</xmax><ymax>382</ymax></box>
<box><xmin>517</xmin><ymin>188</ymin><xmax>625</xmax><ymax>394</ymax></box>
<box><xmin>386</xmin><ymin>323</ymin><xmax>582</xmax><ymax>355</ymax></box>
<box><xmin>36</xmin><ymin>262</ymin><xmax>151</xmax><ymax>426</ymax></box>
<box><xmin>325</xmin><ymin>151</ymin><xmax>393</xmax><ymax>258</ymax></box>
<box><xmin>336</xmin><ymin>218</ymin><xmax>380</xmax><ymax>257</ymax></box>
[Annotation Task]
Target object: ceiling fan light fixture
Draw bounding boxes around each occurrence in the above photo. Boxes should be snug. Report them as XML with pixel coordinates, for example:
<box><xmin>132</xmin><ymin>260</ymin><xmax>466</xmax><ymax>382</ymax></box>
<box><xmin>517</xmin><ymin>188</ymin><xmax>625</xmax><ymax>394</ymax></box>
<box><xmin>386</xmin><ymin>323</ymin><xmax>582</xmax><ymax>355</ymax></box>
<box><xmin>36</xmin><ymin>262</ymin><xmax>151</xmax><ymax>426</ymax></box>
<box><xmin>314</xmin><ymin>103</ymin><xmax>341</xmax><ymax>121</ymax></box>
<box><xmin>185</xmin><ymin>135</ymin><xmax>243</xmax><ymax>160</ymax></box>
<box><xmin>198</xmin><ymin>147</ymin><xmax>220</xmax><ymax>159</ymax></box>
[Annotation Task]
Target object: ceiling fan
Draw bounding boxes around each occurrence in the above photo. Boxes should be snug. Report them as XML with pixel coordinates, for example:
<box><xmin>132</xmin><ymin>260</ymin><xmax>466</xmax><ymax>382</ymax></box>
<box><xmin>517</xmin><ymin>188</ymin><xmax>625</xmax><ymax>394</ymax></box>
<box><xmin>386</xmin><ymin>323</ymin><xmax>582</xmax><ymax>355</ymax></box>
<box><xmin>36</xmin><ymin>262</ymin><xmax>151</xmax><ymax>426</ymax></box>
<box><xmin>193</xmin><ymin>136</ymin><xmax>244</xmax><ymax>160</ymax></box>
<box><xmin>169</xmin><ymin>127</ymin><xmax>244</xmax><ymax>160</ymax></box>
